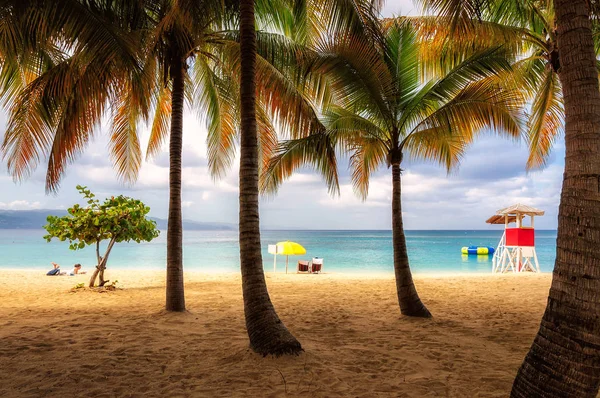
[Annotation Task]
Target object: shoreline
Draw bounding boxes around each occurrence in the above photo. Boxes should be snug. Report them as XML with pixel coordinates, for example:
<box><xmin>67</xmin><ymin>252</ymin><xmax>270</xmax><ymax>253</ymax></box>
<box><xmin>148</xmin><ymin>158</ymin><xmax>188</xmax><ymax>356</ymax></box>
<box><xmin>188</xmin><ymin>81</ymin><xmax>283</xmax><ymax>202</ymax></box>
<box><xmin>0</xmin><ymin>267</ymin><xmax>551</xmax><ymax>279</ymax></box>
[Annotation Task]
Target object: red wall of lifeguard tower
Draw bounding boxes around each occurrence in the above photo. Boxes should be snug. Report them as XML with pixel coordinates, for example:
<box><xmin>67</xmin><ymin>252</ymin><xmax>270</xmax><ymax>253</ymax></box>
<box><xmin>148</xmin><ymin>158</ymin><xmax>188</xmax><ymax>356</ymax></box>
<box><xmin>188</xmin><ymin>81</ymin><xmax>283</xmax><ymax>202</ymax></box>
<box><xmin>505</xmin><ymin>228</ymin><xmax>535</xmax><ymax>246</ymax></box>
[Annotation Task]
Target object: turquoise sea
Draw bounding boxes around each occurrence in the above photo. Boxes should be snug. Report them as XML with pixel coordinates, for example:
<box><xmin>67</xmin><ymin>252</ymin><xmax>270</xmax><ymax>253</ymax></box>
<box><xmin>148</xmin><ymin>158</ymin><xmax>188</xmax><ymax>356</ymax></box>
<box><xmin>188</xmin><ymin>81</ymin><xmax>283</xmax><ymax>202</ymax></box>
<box><xmin>0</xmin><ymin>229</ymin><xmax>557</xmax><ymax>274</ymax></box>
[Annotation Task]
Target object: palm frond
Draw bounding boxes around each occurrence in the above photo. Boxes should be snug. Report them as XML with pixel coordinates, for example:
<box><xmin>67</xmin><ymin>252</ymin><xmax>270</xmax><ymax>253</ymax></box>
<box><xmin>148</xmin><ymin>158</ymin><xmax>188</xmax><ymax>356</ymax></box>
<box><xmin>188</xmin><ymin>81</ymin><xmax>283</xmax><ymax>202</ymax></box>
<box><xmin>348</xmin><ymin>136</ymin><xmax>387</xmax><ymax>199</ymax></box>
<box><xmin>399</xmin><ymin>46</ymin><xmax>516</xmax><ymax>132</ymax></box>
<box><xmin>2</xmin><ymin>56</ymin><xmax>110</xmax><ymax>191</ymax></box>
<box><xmin>45</xmin><ymin>66</ymin><xmax>109</xmax><ymax>192</ymax></box>
<box><xmin>256</xmin><ymin>102</ymin><xmax>279</xmax><ymax>175</ymax></box>
<box><xmin>195</xmin><ymin>56</ymin><xmax>239</xmax><ymax>179</ymax></box>
<box><xmin>218</xmin><ymin>34</ymin><xmax>327</xmax><ymax>141</ymax></box>
<box><xmin>382</xmin><ymin>18</ymin><xmax>420</xmax><ymax>109</ymax></box>
<box><xmin>322</xmin><ymin>105</ymin><xmax>388</xmax><ymax>143</ymax></box>
<box><xmin>401</xmin><ymin>125</ymin><xmax>468</xmax><ymax>171</ymax></box>
<box><xmin>403</xmin><ymin>16</ymin><xmax>535</xmax><ymax>78</ymax></box>
<box><xmin>313</xmin><ymin>31</ymin><xmax>394</xmax><ymax>125</ymax></box>
<box><xmin>261</xmin><ymin>132</ymin><xmax>340</xmax><ymax>196</ymax></box>
<box><xmin>1</xmin><ymin>72</ymin><xmax>56</xmax><ymax>182</ymax></box>
<box><xmin>146</xmin><ymin>85</ymin><xmax>172</xmax><ymax>159</ymax></box>
<box><xmin>407</xmin><ymin>77</ymin><xmax>524</xmax><ymax>159</ymax></box>
<box><xmin>316</xmin><ymin>0</ymin><xmax>383</xmax><ymax>44</ymax></box>
<box><xmin>415</xmin><ymin>0</ymin><xmax>496</xmax><ymax>36</ymax></box>
<box><xmin>109</xmin><ymin>79</ymin><xmax>143</xmax><ymax>184</ymax></box>
<box><xmin>526</xmin><ymin>67</ymin><xmax>562</xmax><ymax>169</ymax></box>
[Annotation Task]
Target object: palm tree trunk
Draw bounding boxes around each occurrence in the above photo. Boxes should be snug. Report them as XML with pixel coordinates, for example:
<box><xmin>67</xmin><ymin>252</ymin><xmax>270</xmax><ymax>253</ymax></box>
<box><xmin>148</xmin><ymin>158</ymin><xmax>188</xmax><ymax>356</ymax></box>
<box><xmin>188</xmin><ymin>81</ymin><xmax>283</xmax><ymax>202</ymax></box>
<box><xmin>391</xmin><ymin>162</ymin><xmax>431</xmax><ymax>318</ymax></box>
<box><xmin>239</xmin><ymin>0</ymin><xmax>302</xmax><ymax>356</ymax></box>
<box><xmin>511</xmin><ymin>0</ymin><xmax>600</xmax><ymax>395</ymax></box>
<box><xmin>165</xmin><ymin>55</ymin><xmax>186</xmax><ymax>312</ymax></box>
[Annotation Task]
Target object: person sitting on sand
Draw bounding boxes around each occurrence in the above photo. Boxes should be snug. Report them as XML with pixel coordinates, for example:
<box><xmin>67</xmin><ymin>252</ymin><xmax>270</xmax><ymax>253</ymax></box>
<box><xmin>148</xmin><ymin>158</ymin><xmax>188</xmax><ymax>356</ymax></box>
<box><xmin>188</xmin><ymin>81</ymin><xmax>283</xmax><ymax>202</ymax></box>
<box><xmin>46</xmin><ymin>262</ymin><xmax>61</xmax><ymax>276</ymax></box>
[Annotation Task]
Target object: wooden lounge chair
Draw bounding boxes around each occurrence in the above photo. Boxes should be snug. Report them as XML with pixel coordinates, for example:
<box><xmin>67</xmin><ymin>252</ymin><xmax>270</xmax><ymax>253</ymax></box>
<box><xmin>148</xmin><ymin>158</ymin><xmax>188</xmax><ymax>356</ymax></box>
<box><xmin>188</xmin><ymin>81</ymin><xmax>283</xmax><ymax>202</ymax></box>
<box><xmin>311</xmin><ymin>258</ymin><xmax>323</xmax><ymax>273</ymax></box>
<box><xmin>297</xmin><ymin>260</ymin><xmax>310</xmax><ymax>273</ymax></box>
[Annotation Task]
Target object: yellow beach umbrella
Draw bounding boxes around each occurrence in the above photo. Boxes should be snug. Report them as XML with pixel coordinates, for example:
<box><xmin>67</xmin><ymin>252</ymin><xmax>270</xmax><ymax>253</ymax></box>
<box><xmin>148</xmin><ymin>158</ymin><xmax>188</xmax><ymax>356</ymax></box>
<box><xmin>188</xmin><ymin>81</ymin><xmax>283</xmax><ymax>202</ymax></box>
<box><xmin>276</xmin><ymin>241</ymin><xmax>306</xmax><ymax>274</ymax></box>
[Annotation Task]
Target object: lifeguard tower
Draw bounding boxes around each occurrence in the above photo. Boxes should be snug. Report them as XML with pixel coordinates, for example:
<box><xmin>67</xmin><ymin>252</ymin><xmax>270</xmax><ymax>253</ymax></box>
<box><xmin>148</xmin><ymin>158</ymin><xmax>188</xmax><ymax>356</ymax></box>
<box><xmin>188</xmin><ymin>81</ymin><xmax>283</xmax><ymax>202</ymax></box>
<box><xmin>486</xmin><ymin>203</ymin><xmax>545</xmax><ymax>273</ymax></box>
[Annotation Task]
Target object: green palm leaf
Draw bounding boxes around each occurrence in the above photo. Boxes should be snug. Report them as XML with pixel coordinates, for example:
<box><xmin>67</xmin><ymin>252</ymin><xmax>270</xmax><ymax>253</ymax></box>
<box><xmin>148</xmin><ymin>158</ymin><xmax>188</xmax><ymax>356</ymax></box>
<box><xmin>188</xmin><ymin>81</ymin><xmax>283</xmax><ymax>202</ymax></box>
<box><xmin>526</xmin><ymin>67</ymin><xmax>562</xmax><ymax>169</ymax></box>
<box><xmin>261</xmin><ymin>132</ymin><xmax>340</xmax><ymax>195</ymax></box>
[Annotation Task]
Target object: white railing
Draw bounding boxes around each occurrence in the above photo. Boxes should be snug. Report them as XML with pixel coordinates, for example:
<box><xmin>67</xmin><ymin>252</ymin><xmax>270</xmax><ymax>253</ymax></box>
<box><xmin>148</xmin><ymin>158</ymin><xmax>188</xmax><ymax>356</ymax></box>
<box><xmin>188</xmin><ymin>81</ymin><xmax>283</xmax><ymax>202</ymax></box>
<box><xmin>492</xmin><ymin>231</ymin><xmax>506</xmax><ymax>273</ymax></box>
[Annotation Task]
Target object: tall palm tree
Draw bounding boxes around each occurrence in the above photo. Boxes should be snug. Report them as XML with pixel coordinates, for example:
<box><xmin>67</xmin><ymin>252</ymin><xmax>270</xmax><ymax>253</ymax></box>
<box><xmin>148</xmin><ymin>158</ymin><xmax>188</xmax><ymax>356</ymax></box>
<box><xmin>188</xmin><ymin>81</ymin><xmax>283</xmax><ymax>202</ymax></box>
<box><xmin>263</xmin><ymin>19</ymin><xmax>523</xmax><ymax>317</ymax></box>
<box><xmin>419</xmin><ymin>0</ymin><xmax>600</xmax><ymax>394</ymax></box>
<box><xmin>237</xmin><ymin>0</ymin><xmax>303</xmax><ymax>356</ymax></box>
<box><xmin>226</xmin><ymin>0</ymin><xmax>385</xmax><ymax>354</ymax></box>
<box><xmin>510</xmin><ymin>0</ymin><xmax>600</xmax><ymax>395</ymax></box>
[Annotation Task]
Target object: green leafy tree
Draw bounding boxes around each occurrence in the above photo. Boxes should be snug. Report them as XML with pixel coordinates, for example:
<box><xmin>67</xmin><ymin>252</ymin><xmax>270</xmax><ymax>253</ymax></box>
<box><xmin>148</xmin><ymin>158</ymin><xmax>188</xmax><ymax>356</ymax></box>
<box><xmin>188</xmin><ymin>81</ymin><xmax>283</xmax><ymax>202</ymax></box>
<box><xmin>44</xmin><ymin>185</ymin><xmax>159</xmax><ymax>287</ymax></box>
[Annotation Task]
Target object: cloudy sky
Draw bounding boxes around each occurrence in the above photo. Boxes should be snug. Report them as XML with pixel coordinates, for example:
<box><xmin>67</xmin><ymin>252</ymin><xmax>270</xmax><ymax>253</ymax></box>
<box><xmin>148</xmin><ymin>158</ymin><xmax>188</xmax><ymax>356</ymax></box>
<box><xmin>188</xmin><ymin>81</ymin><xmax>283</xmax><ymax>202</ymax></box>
<box><xmin>0</xmin><ymin>1</ymin><xmax>563</xmax><ymax>230</ymax></box>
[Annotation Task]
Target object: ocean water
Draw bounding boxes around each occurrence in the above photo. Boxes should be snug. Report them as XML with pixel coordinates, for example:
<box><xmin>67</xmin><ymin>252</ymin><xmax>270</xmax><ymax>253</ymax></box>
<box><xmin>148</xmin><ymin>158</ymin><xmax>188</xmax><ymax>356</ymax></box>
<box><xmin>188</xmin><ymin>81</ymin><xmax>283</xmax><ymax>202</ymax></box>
<box><xmin>0</xmin><ymin>229</ymin><xmax>557</xmax><ymax>274</ymax></box>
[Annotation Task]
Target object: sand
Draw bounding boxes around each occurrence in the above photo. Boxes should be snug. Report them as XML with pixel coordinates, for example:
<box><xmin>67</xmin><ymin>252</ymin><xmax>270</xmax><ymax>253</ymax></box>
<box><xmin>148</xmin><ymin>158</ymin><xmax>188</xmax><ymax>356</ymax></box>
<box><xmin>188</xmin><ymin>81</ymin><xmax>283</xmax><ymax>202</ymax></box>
<box><xmin>0</xmin><ymin>269</ymin><xmax>552</xmax><ymax>397</ymax></box>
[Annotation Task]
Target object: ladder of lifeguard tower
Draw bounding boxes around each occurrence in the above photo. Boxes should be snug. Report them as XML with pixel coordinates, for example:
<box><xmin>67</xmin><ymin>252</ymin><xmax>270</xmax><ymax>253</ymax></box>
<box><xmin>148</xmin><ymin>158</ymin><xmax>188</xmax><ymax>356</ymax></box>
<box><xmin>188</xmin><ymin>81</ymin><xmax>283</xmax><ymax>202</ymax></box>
<box><xmin>492</xmin><ymin>231</ymin><xmax>505</xmax><ymax>273</ymax></box>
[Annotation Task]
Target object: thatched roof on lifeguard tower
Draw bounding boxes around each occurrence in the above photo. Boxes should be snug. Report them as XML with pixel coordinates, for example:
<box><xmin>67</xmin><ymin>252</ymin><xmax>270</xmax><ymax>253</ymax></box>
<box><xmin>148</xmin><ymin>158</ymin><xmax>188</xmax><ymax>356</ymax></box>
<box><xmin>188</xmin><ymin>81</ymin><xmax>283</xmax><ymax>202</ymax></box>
<box><xmin>486</xmin><ymin>203</ymin><xmax>545</xmax><ymax>224</ymax></box>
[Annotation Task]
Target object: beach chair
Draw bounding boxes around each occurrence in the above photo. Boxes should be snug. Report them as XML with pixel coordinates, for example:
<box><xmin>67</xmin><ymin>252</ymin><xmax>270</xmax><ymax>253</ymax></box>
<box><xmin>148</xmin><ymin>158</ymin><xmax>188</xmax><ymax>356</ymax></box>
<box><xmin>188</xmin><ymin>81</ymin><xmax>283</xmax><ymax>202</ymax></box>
<box><xmin>297</xmin><ymin>260</ymin><xmax>310</xmax><ymax>273</ymax></box>
<box><xmin>311</xmin><ymin>258</ymin><xmax>323</xmax><ymax>273</ymax></box>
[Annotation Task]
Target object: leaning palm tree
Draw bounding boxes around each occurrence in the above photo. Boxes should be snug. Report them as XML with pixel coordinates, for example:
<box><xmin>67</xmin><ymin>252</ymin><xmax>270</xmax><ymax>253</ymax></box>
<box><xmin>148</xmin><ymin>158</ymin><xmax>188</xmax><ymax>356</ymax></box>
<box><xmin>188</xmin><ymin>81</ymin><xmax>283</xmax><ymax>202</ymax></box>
<box><xmin>223</xmin><ymin>0</ymin><xmax>387</xmax><ymax>354</ymax></box>
<box><xmin>263</xmin><ymin>19</ymin><xmax>523</xmax><ymax>317</ymax></box>
<box><xmin>232</xmin><ymin>0</ymin><xmax>382</xmax><ymax>355</ymax></box>
<box><xmin>419</xmin><ymin>0</ymin><xmax>600</xmax><ymax>394</ymax></box>
<box><xmin>511</xmin><ymin>0</ymin><xmax>600</xmax><ymax>395</ymax></box>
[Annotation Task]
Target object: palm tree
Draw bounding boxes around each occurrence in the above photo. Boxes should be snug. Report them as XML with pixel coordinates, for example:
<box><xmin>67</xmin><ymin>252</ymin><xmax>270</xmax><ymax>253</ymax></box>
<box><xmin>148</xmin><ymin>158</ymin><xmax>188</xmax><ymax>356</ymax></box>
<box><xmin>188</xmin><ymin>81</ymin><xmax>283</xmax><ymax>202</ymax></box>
<box><xmin>263</xmin><ymin>19</ymin><xmax>523</xmax><ymax>317</ymax></box>
<box><xmin>510</xmin><ymin>0</ymin><xmax>600</xmax><ymax>395</ymax></box>
<box><xmin>418</xmin><ymin>0</ymin><xmax>600</xmax><ymax>394</ymax></box>
<box><xmin>237</xmin><ymin>0</ymin><xmax>303</xmax><ymax>356</ymax></box>
<box><xmin>225</xmin><ymin>0</ymin><xmax>386</xmax><ymax>355</ymax></box>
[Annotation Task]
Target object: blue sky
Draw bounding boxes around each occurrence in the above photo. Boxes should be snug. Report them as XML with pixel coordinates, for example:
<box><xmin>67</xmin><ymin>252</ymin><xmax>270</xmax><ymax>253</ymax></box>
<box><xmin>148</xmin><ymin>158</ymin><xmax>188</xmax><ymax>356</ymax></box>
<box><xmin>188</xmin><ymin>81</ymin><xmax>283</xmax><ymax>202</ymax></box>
<box><xmin>0</xmin><ymin>1</ymin><xmax>564</xmax><ymax>230</ymax></box>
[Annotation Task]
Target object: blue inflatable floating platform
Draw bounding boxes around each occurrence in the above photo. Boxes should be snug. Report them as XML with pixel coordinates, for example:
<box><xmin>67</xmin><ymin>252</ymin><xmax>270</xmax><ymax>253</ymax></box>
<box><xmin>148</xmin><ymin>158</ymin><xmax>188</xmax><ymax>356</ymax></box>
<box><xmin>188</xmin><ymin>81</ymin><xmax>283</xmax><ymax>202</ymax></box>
<box><xmin>461</xmin><ymin>246</ymin><xmax>495</xmax><ymax>255</ymax></box>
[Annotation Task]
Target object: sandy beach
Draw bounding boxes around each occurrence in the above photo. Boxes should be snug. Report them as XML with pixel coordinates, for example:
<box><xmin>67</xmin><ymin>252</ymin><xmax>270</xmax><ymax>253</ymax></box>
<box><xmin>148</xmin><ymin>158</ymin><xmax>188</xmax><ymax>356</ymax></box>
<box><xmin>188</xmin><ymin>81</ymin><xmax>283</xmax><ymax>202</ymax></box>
<box><xmin>0</xmin><ymin>269</ymin><xmax>552</xmax><ymax>397</ymax></box>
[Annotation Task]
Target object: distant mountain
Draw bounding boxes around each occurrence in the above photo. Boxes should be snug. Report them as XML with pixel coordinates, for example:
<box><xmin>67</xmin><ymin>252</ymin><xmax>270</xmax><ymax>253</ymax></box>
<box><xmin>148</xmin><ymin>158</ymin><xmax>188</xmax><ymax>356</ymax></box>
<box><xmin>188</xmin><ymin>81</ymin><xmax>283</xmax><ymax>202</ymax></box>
<box><xmin>0</xmin><ymin>209</ymin><xmax>236</xmax><ymax>231</ymax></box>
<box><xmin>0</xmin><ymin>210</ymin><xmax>66</xmax><ymax>229</ymax></box>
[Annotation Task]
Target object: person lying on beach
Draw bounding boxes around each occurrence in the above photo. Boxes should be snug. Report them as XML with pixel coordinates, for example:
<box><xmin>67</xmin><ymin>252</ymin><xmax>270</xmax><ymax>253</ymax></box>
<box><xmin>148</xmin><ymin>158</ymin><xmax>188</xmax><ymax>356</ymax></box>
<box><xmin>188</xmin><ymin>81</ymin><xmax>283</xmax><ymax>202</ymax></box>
<box><xmin>66</xmin><ymin>264</ymin><xmax>87</xmax><ymax>276</ymax></box>
<box><xmin>46</xmin><ymin>263</ymin><xmax>87</xmax><ymax>276</ymax></box>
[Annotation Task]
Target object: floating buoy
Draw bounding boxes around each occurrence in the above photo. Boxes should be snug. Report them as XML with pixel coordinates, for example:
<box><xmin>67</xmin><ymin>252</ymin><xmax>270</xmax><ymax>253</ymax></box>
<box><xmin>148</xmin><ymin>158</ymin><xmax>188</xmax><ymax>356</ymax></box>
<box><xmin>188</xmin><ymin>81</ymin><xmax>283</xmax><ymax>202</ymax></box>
<box><xmin>461</xmin><ymin>246</ymin><xmax>495</xmax><ymax>255</ymax></box>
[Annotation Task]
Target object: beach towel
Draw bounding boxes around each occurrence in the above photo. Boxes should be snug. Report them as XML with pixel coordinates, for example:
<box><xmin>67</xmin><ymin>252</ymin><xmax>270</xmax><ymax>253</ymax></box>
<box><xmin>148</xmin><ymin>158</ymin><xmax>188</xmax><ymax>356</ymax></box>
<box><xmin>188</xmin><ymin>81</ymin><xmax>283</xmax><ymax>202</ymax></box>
<box><xmin>46</xmin><ymin>268</ymin><xmax>60</xmax><ymax>276</ymax></box>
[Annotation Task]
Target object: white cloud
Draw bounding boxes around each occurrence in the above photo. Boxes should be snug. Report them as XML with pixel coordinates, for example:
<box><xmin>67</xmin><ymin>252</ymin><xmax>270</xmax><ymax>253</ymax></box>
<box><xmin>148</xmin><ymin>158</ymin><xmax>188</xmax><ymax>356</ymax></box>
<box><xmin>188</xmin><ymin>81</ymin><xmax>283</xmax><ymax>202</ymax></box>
<box><xmin>0</xmin><ymin>200</ymin><xmax>42</xmax><ymax>210</ymax></box>
<box><xmin>382</xmin><ymin>0</ymin><xmax>418</xmax><ymax>16</ymax></box>
<box><xmin>318</xmin><ymin>175</ymin><xmax>390</xmax><ymax>208</ymax></box>
<box><xmin>288</xmin><ymin>173</ymin><xmax>321</xmax><ymax>184</ymax></box>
